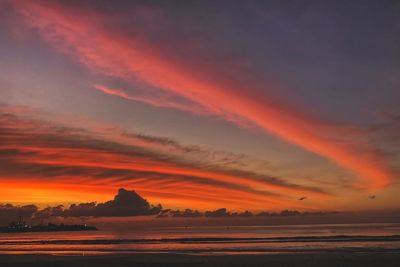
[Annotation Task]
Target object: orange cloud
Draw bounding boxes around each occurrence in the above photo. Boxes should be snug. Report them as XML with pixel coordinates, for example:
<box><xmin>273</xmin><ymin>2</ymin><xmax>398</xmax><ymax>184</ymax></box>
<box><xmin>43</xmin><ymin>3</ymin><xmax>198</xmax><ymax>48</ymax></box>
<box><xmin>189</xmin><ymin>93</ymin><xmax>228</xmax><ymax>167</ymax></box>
<box><xmin>0</xmin><ymin>109</ymin><xmax>325</xmax><ymax>211</ymax></box>
<box><xmin>15</xmin><ymin>1</ymin><xmax>392</xmax><ymax>190</ymax></box>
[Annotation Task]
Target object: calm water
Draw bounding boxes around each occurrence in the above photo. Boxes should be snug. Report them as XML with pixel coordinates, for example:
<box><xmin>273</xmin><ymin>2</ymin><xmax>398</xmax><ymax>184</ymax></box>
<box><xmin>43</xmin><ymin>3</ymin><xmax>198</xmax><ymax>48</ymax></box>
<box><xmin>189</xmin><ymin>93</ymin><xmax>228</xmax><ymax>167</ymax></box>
<box><xmin>1</xmin><ymin>223</ymin><xmax>400</xmax><ymax>255</ymax></box>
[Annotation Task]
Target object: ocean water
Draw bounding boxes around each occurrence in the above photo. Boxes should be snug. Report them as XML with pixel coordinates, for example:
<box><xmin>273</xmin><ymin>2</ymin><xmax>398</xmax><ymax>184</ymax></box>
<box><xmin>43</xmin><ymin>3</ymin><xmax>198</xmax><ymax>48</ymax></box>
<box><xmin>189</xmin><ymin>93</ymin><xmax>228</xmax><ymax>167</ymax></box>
<box><xmin>1</xmin><ymin>223</ymin><xmax>400</xmax><ymax>255</ymax></box>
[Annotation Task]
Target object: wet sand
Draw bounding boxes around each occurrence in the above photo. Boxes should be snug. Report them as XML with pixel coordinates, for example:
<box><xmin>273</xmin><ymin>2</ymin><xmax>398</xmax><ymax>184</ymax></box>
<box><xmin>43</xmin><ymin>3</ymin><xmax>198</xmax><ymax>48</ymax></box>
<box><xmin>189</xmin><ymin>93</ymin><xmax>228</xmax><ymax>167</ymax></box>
<box><xmin>0</xmin><ymin>252</ymin><xmax>399</xmax><ymax>267</ymax></box>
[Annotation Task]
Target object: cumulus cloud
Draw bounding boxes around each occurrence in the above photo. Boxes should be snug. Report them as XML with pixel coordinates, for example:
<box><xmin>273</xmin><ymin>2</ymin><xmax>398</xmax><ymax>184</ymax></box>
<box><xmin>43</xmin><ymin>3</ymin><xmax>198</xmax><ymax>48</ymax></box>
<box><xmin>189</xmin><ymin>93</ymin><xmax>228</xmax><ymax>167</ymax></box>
<box><xmin>1</xmin><ymin>188</ymin><xmax>161</xmax><ymax>222</ymax></box>
<box><xmin>0</xmin><ymin>188</ymin><xmax>339</xmax><ymax>224</ymax></box>
<box><xmin>64</xmin><ymin>188</ymin><xmax>162</xmax><ymax>217</ymax></box>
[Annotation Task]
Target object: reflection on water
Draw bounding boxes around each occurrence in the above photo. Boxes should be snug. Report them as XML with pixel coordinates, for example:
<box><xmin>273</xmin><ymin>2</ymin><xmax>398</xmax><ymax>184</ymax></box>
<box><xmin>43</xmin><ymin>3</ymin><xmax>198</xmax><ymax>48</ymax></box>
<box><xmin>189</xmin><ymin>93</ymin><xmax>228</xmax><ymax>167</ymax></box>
<box><xmin>1</xmin><ymin>223</ymin><xmax>400</xmax><ymax>255</ymax></box>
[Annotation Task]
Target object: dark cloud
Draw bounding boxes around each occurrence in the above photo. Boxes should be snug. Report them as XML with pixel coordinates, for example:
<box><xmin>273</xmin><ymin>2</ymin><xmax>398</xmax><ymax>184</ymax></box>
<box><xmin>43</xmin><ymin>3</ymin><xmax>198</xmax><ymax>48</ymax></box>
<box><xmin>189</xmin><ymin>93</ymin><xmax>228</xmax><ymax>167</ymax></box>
<box><xmin>0</xmin><ymin>204</ymin><xmax>38</xmax><ymax>222</ymax></box>
<box><xmin>167</xmin><ymin>209</ymin><xmax>202</xmax><ymax>218</ymax></box>
<box><xmin>158</xmin><ymin>208</ymin><xmax>338</xmax><ymax>218</ymax></box>
<box><xmin>121</xmin><ymin>130</ymin><xmax>276</xmax><ymax>178</ymax></box>
<box><xmin>121</xmin><ymin>131</ymin><xmax>202</xmax><ymax>154</ymax></box>
<box><xmin>1</xmin><ymin>188</ymin><xmax>161</xmax><ymax>221</ymax></box>
<box><xmin>0</xmin><ymin>188</ymin><xmax>338</xmax><ymax>223</ymax></box>
<box><xmin>35</xmin><ymin>205</ymin><xmax>65</xmax><ymax>219</ymax></box>
<box><xmin>254</xmin><ymin>210</ymin><xmax>339</xmax><ymax>217</ymax></box>
<box><xmin>203</xmin><ymin>209</ymin><xmax>252</xmax><ymax>218</ymax></box>
<box><xmin>64</xmin><ymin>189</ymin><xmax>162</xmax><ymax>217</ymax></box>
<box><xmin>205</xmin><ymin>208</ymin><xmax>231</xmax><ymax>217</ymax></box>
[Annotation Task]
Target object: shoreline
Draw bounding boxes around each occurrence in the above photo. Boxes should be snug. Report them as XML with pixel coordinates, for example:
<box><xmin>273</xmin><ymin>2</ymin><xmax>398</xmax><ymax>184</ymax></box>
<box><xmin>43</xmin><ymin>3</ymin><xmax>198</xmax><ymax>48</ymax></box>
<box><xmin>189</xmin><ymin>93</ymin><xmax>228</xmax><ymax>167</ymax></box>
<box><xmin>2</xmin><ymin>234</ymin><xmax>400</xmax><ymax>244</ymax></box>
<box><xmin>0</xmin><ymin>252</ymin><xmax>399</xmax><ymax>267</ymax></box>
<box><xmin>1</xmin><ymin>247</ymin><xmax>400</xmax><ymax>254</ymax></box>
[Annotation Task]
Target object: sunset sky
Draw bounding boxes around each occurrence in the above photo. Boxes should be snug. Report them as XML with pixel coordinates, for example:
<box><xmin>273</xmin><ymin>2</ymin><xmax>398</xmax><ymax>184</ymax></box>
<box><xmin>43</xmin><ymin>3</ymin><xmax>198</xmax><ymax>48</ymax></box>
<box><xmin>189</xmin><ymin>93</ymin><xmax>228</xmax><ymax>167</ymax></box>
<box><xmin>0</xmin><ymin>0</ymin><xmax>399</xmax><ymax>213</ymax></box>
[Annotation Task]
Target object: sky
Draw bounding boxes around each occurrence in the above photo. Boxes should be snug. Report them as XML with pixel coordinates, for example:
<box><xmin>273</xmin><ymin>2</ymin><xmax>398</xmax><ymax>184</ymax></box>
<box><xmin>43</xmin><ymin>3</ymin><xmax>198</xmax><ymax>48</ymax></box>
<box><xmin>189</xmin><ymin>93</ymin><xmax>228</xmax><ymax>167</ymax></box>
<box><xmin>0</xmin><ymin>0</ymin><xmax>399</xmax><ymax>214</ymax></box>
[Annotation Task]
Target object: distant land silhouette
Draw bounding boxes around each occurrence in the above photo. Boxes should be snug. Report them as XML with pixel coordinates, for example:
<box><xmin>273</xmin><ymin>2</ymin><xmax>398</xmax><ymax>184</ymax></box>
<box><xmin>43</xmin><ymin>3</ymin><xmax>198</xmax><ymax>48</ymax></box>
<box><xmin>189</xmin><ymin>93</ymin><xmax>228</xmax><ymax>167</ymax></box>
<box><xmin>0</xmin><ymin>216</ymin><xmax>97</xmax><ymax>233</ymax></box>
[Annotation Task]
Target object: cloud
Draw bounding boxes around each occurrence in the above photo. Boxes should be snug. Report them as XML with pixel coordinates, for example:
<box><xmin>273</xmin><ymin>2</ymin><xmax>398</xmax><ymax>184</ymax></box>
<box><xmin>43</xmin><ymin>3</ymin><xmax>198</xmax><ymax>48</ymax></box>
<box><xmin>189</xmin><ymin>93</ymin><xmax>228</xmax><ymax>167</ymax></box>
<box><xmin>94</xmin><ymin>84</ymin><xmax>207</xmax><ymax>115</ymax></box>
<box><xmin>0</xmin><ymin>204</ymin><xmax>38</xmax><ymax>223</ymax></box>
<box><xmin>0</xmin><ymin>107</ymin><xmax>329</xmax><ymax>210</ymax></box>
<box><xmin>35</xmin><ymin>205</ymin><xmax>65</xmax><ymax>219</ymax></box>
<box><xmin>120</xmin><ymin>128</ymin><xmax>277</xmax><ymax>175</ymax></box>
<box><xmin>0</xmin><ymin>189</ymin><xmax>160</xmax><ymax>220</ymax></box>
<box><xmin>0</xmin><ymin>188</ymin><xmax>338</xmax><ymax>221</ymax></box>
<box><xmin>205</xmin><ymin>208</ymin><xmax>232</xmax><ymax>217</ymax></box>
<box><xmin>167</xmin><ymin>209</ymin><xmax>202</xmax><ymax>218</ymax></box>
<box><xmin>158</xmin><ymin>208</ymin><xmax>338</xmax><ymax>218</ymax></box>
<box><xmin>120</xmin><ymin>130</ymin><xmax>202</xmax><ymax>154</ymax></box>
<box><xmin>64</xmin><ymin>188</ymin><xmax>162</xmax><ymax>217</ymax></box>
<box><xmin>12</xmin><ymin>0</ymin><xmax>393</xmax><ymax>190</ymax></box>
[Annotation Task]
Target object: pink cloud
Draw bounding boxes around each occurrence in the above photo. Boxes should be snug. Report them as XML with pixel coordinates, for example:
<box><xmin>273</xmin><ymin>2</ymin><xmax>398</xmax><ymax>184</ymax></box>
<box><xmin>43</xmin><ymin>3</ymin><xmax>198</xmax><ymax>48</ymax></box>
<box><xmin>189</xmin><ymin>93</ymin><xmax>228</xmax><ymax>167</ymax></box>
<box><xmin>14</xmin><ymin>1</ymin><xmax>392</xmax><ymax>190</ymax></box>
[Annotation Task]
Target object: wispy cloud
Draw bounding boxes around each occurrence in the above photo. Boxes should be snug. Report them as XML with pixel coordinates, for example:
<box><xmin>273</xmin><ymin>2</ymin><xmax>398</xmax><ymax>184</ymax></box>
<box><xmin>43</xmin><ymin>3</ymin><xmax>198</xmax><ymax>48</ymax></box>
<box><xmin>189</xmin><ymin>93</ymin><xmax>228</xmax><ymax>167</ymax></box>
<box><xmin>13</xmin><ymin>1</ymin><xmax>393</xmax><ymax>190</ymax></box>
<box><xmin>94</xmin><ymin>84</ymin><xmax>207</xmax><ymax>115</ymax></box>
<box><xmin>0</xmin><ymin>107</ymin><xmax>327</xmax><ymax>210</ymax></box>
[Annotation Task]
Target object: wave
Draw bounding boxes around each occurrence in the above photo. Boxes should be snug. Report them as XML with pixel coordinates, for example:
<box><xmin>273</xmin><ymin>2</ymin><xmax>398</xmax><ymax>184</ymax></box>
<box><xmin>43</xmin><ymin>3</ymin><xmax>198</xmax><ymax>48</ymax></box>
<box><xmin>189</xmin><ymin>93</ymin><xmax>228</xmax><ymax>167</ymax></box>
<box><xmin>1</xmin><ymin>235</ymin><xmax>400</xmax><ymax>246</ymax></box>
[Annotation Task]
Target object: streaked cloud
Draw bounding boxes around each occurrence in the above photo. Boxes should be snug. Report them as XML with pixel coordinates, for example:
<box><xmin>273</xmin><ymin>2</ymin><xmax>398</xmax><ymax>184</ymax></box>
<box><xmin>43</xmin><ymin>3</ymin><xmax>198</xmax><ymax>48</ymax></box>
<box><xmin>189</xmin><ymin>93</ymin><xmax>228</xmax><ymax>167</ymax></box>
<box><xmin>0</xmin><ymin>107</ymin><xmax>327</xmax><ymax>210</ymax></box>
<box><xmin>13</xmin><ymin>0</ymin><xmax>393</xmax><ymax>190</ymax></box>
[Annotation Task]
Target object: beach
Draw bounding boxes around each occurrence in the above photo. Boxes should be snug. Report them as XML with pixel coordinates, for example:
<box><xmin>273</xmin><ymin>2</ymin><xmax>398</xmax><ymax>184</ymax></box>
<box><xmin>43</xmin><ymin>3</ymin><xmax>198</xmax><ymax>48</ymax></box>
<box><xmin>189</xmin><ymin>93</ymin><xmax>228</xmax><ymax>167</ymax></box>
<box><xmin>1</xmin><ymin>223</ymin><xmax>400</xmax><ymax>265</ymax></box>
<box><xmin>0</xmin><ymin>252</ymin><xmax>399</xmax><ymax>267</ymax></box>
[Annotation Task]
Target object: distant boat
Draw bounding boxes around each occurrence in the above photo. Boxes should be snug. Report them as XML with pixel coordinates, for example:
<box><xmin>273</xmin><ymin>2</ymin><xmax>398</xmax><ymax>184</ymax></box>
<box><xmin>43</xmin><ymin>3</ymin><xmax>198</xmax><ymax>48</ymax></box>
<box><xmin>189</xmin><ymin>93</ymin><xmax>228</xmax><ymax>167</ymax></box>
<box><xmin>0</xmin><ymin>216</ymin><xmax>97</xmax><ymax>233</ymax></box>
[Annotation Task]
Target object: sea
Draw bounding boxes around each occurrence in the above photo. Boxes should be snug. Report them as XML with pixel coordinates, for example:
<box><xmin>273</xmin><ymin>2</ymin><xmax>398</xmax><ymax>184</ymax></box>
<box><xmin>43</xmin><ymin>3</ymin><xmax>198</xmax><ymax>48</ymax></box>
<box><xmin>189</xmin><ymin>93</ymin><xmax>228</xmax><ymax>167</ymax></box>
<box><xmin>1</xmin><ymin>223</ymin><xmax>400</xmax><ymax>255</ymax></box>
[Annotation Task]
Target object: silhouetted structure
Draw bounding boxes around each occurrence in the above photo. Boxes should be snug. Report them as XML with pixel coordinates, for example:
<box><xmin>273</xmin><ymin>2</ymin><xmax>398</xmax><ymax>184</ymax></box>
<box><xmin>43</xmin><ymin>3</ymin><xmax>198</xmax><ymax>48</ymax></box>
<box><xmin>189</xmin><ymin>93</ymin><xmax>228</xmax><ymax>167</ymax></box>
<box><xmin>0</xmin><ymin>217</ymin><xmax>97</xmax><ymax>233</ymax></box>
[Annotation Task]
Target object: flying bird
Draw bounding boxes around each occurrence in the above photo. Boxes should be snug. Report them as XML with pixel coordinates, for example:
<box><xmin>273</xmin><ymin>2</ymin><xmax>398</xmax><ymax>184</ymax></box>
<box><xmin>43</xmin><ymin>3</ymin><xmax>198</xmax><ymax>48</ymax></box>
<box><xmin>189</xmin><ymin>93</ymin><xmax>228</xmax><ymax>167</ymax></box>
<box><xmin>368</xmin><ymin>195</ymin><xmax>376</xmax><ymax>199</ymax></box>
<box><xmin>298</xmin><ymin>197</ymin><xmax>307</xmax><ymax>201</ymax></box>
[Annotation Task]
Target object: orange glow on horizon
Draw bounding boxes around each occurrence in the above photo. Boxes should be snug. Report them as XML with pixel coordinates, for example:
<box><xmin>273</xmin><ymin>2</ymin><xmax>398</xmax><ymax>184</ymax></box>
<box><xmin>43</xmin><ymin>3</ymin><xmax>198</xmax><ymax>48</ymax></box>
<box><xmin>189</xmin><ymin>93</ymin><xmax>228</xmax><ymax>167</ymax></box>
<box><xmin>0</xmin><ymin>105</ymin><xmax>329</xmax><ymax>211</ymax></box>
<box><xmin>0</xmin><ymin>142</ymin><xmax>325</xmax><ymax>210</ymax></box>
